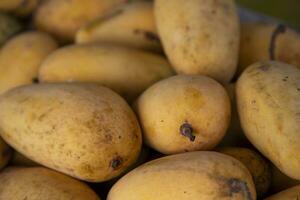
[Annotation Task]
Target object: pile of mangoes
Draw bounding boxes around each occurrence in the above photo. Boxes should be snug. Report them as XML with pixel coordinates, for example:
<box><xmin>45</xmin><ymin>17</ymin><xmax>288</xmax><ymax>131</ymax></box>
<box><xmin>0</xmin><ymin>0</ymin><xmax>300</xmax><ymax>199</ymax></box>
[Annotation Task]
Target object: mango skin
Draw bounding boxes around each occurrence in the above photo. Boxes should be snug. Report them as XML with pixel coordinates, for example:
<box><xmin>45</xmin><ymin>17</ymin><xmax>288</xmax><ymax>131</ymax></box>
<box><xmin>76</xmin><ymin>2</ymin><xmax>161</xmax><ymax>53</ymax></box>
<box><xmin>108</xmin><ymin>151</ymin><xmax>256</xmax><ymax>200</ymax></box>
<box><xmin>264</xmin><ymin>185</ymin><xmax>300</xmax><ymax>200</ymax></box>
<box><xmin>135</xmin><ymin>75</ymin><xmax>231</xmax><ymax>154</ymax></box>
<box><xmin>0</xmin><ymin>0</ymin><xmax>39</xmax><ymax>16</ymax></box>
<box><xmin>39</xmin><ymin>44</ymin><xmax>174</xmax><ymax>102</ymax></box>
<box><xmin>0</xmin><ymin>167</ymin><xmax>100</xmax><ymax>200</ymax></box>
<box><xmin>0</xmin><ymin>137</ymin><xmax>12</xmax><ymax>170</ymax></box>
<box><xmin>236</xmin><ymin>61</ymin><xmax>300</xmax><ymax>180</ymax></box>
<box><xmin>0</xmin><ymin>31</ymin><xmax>58</xmax><ymax>94</ymax></box>
<box><xmin>155</xmin><ymin>0</ymin><xmax>240</xmax><ymax>83</ymax></box>
<box><xmin>0</xmin><ymin>12</ymin><xmax>22</xmax><ymax>46</ymax></box>
<box><xmin>219</xmin><ymin>147</ymin><xmax>271</xmax><ymax>198</ymax></box>
<box><xmin>238</xmin><ymin>22</ymin><xmax>300</xmax><ymax>76</ymax></box>
<box><xmin>34</xmin><ymin>0</ymin><xmax>127</xmax><ymax>41</ymax></box>
<box><xmin>0</xmin><ymin>83</ymin><xmax>142</xmax><ymax>182</ymax></box>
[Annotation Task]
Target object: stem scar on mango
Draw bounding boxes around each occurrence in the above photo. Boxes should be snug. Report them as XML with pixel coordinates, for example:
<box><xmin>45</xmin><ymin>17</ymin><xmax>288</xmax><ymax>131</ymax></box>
<box><xmin>180</xmin><ymin>122</ymin><xmax>195</xmax><ymax>142</ymax></box>
<box><xmin>111</xmin><ymin>156</ymin><xmax>123</xmax><ymax>170</ymax></box>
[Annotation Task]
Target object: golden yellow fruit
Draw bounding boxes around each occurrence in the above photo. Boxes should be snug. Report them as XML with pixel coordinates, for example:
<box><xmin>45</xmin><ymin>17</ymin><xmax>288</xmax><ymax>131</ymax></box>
<box><xmin>108</xmin><ymin>151</ymin><xmax>256</xmax><ymax>200</ymax></box>
<box><xmin>0</xmin><ymin>31</ymin><xmax>58</xmax><ymax>94</ymax></box>
<box><xmin>34</xmin><ymin>0</ymin><xmax>127</xmax><ymax>41</ymax></box>
<box><xmin>0</xmin><ymin>83</ymin><xmax>142</xmax><ymax>182</ymax></box>
<box><xmin>76</xmin><ymin>1</ymin><xmax>161</xmax><ymax>52</ymax></box>
<box><xmin>155</xmin><ymin>0</ymin><xmax>240</xmax><ymax>83</ymax></box>
<box><xmin>39</xmin><ymin>44</ymin><xmax>173</xmax><ymax>102</ymax></box>
<box><xmin>0</xmin><ymin>167</ymin><xmax>100</xmax><ymax>199</ymax></box>
<box><xmin>238</xmin><ymin>22</ymin><xmax>300</xmax><ymax>76</ymax></box>
<box><xmin>237</xmin><ymin>61</ymin><xmax>300</xmax><ymax>180</ymax></box>
<box><xmin>136</xmin><ymin>75</ymin><xmax>231</xmax><ymax>154</ymax></box>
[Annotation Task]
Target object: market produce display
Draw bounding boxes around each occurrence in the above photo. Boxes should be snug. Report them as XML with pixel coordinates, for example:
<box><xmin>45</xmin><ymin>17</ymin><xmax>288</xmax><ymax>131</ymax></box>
<box><xmin>0</xmin><ymin>0</ymin><xmax>299</xmax><ymax>199</ymax></box>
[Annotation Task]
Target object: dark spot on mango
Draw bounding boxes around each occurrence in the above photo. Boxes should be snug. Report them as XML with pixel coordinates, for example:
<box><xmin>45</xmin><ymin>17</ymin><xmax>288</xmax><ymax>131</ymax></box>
<box><xmin>180</xmin><ymin>122</ymin><xmax>195</xmax><ymax>142</ymax></box>
<box><xmin>32</xmin><ymin>77</ymin><xmax>39</xmax><ymax>84</ymax></box>
<box><xmin>111</xmin><ymin>156</ymin><xmax>123</xmax><ymax>170</ymax></box>
<box><xmin>258</xmin><ymin>64</ymin><xmax>270</xmax><ymax>71</ymax></box>
<box><xmin>133</xmin><ymin>29</ymin><xmax>160</xmax><ymax>42</ymax></box>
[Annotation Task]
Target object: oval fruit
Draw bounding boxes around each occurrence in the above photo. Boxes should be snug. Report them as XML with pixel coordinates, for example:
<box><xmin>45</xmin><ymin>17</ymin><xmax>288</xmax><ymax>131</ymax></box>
<box><xmin>135</xmin><ymin>75</ymin><xmax>231</xmax><ymax>154</ymax></box>
<box><xmin>0</xmin><ymin>83</ymin><xmax>142</xmax><ymax>182</ymax></box>
<box><xmin>0</xmin><ymin>31</ymin><xmax>58</xmax><ymax>94</ymax></box>
<box><xmin>0</xmin><ymin>167</ymin><xmax>100</xmax><ymax>200</ymax></box>
<box><xmin>39</xmin><ymin>44</ymin><xmax>173</xmax><ymax>102</ymax></box>
<box><xmin>108</xmin><ymin>151</ymin><xmax>256</xmax><ymax>200</ymax></box>
<box><xmin>237</xmin><ymin>61</ymin><xmax>300</xmax><ymax>180</ymax></box>
<box><xmin>155</xmin><ymin>0</ymin><xmax>240</xmax><ymax>83</ymax></box>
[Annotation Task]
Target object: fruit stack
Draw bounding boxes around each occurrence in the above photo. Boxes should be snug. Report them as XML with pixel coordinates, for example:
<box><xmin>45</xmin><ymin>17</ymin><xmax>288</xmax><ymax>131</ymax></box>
<box><xmin>0</xmin><ymin>0</ymin><xmax>300</xmax><ymax>199</ymax></box>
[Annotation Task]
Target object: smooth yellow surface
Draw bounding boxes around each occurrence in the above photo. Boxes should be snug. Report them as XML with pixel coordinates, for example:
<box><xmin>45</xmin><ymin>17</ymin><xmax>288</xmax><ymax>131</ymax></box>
<box><xmin>0</xmin><ymin>167</ymin><xmax>100</xmax><ymax>200</ymax></box>
<box><xmin>265</xmin><ymin>185</ymin><xmax>300</xmax><ymax>200</ymax></box>
<box><xmin>239</xmin><ymin>22</ymin><xmax>300</xmax><ymax>76</ymax></box>
<box><xmin>136</xmin><ymin>75</ymin><xmax>231</xmax><ymax>154</ymax></box>
<box><xmin>76</xmin><ymin>2</ymin><xmax>161</xmax><ymax>52</ymax></box>
<box><xmin>39</xmin><ymin>44</ymin><xmax>173</xmax><ymax>102</ymax></box>
<box><xmin>0</xmin><ymin>83</ymin><xmax>142</xmax><ymax>182</ymax></box>
<box><xmin>219</xmin><ymin>147</ymin><xmax>271</xmax><ymax>198</ymax></box>
<box><xmin>237</xmin><ymin>61</ymin><xmax>300</xmax><ymax>180</ymax></box>
<box><xmin>155</xmin><ymin>0</ymin><xmax>240</xmax><ymax>83</ymax></box>
<box><xmin>34</xmin><ymin>0</ymin><xmax>127</xmax><ymax>41</ymax></box>
<box><xmin>0</xmin><ymin>31</ymin><xmax>58</xmax><ymax>94</ymax></box>
<box><xmin>108</xmin><ymin>151</ymin><xmax>256</xmax><ymax>200</ymax></box>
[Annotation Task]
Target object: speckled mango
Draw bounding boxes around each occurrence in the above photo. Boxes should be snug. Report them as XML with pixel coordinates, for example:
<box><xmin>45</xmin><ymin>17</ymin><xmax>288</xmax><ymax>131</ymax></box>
<box><xmin>108</xmin><ymin>151</ymin><xmax>256</xmax><ymax>200</ymax></box>
<box><xmin>0</xmin><ymin>83</ymin><xmax>142</xmax><ymax>182</ymax></box>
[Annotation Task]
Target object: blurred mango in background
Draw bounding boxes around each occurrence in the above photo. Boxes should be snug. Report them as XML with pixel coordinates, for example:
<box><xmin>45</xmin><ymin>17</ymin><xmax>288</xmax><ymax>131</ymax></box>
<box><xmin>237</xmin><ymin>0</ymin><xmax>300</xmax><ymax>28</ymax></box>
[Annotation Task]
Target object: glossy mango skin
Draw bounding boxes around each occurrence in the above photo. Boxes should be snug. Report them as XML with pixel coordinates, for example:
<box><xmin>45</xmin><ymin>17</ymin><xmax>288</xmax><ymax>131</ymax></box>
<box><xmin>0</xmin><ymin>83</ymin><xmax>142</xmax><ymax>182</ymax></box>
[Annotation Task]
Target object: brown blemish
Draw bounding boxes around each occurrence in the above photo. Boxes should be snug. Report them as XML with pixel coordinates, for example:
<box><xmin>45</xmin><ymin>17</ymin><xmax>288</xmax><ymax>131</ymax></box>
<box><xmin>180</xmin><ymin>122</ymin><xmax>196</xmax><ymax>142</ymax></box>
<box><xmin>282</xmin><ymin>76</ymin><xmax>289</xmax><ymax>82</ymax></box>
<box><xmin>32</xmin><ymin>77</ymin><xmax>39</xmax><ymax>84</ymax></box>
<box><xmin>111</xmin><ymin>156</ymin><xmax>123</xmax><ymax>170</ymax></box>
<box><xmin>133</xmin><ymin>29</ymin><xmax>160</xmax><ymax>42</ymax></box>
<box><xmin>227</xmin><ymin>178</ymin><xmax>253</xmax><ymax>200</ymax></box>
<box><xmin>258</xmin><ymin>64</ymin><xmax>270</xmax><ymax>72</ymax></box>
<box><xmin>269</xmin><ymin>24</ymin><xmax>287</xmax><ymax>60</ymax></box>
